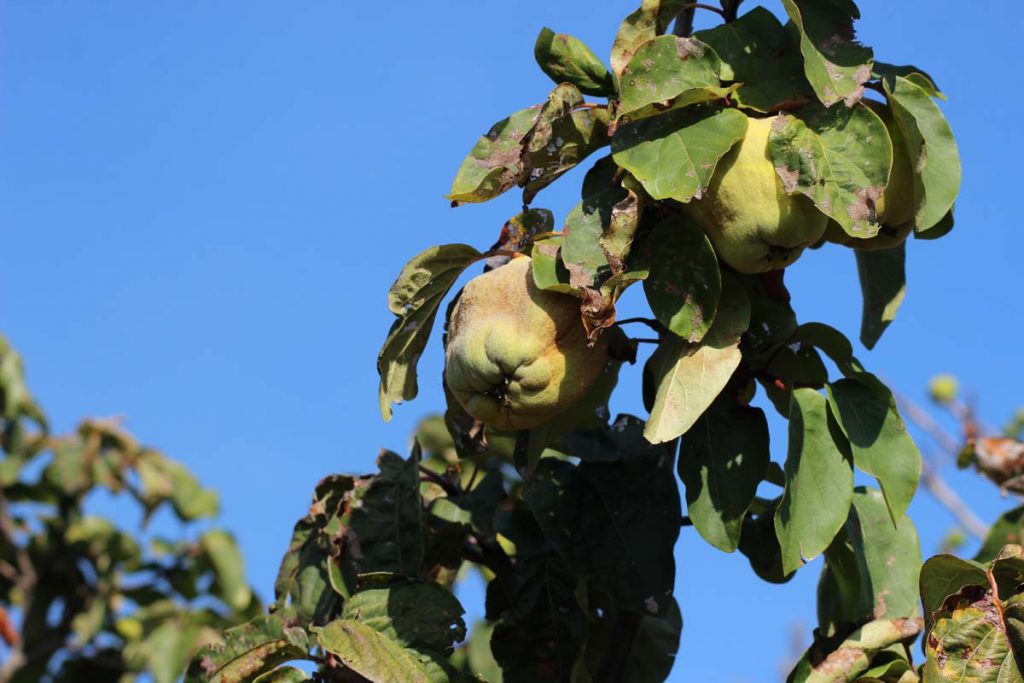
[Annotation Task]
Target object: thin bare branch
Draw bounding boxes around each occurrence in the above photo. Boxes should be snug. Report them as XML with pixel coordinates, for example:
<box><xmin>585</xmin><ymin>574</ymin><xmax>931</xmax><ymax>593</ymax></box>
<box><xmin>920</xmin><ymin>461</ymin><xmax>989</xmax><ymax>540</ymax></box>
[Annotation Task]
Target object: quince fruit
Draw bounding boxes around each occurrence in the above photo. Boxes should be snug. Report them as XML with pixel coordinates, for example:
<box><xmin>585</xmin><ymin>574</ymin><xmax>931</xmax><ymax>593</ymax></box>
<box><xmin>444</xmin><ymin>256</ymin><xmax>608</xmax><ymax>431</ymax></box>
<box><xmin>684</xmin><ymin>115</ymin><xmax>827</xmax><ymax>274</ymax></box>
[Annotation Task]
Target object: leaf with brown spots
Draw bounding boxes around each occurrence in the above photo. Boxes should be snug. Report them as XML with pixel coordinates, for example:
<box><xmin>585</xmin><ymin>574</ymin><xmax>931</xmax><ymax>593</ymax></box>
<box><xmin>781</xmin><ymin>0</ymin><xmax>873</xmax><ymax>108</ymax></box>
<box><xmin>534</xmin><ymin>28</ymin><xmax>615</xmax><ymax>97</ymax></box>
<box><xmin>787</xmin><ymin>617</ymin><xmax>921</xmax><ymax>683</ymax></box>
<box><xmin>185</xmin><ymin>615</ymin><xmax>309</xmax><ymax>683</ymax></box>
<box><xmin>768</xmin><ymin>101</ymin><xmax>891</xmax><ymax>237</ymax></box>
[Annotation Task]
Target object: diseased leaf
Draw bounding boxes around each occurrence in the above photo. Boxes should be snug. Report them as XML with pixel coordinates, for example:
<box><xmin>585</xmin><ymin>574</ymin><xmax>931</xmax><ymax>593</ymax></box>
<box><xmin>448</xmin><ymin>108</ymin><xmax>540</xmax><ymax>205</ymax></box>
<box><xmin>679</xmin><ymin>405</ymin><xmax>770</xmax><ymax>552</ymax></box>
<box><xmin>317</xmin><ymin>619</ymin><xmax>450</xmax><ymax>683</ymax></box>
<box><xmin>530</xmin><ymin>235</ymin><xmax>577</xmax><ymax>295</ymax></box>
<box><xmin>781</xmin><ymin>0</ymin><xmax>873</xmax><ymax>108</ymax></box>
<box><xmin>642</xmin><ymin>218</ymin><xmax>721</xmax><ymax>343</ymax></box>
<box><xmin>787</xmin><ymin>618</ymin><xmax>922</xmax><ymax>683</ymax></box>
<box><xmin>856</xmin><ymin>243</ymin><xmax>906</xmax><ymax>349</ymax></box>
<box><xmin>644</xmin><ymin>274</ymin><xmax>750</xmax><ymax>444</ymax></box>
<box><xmin>378</xmin><ymin>244</ymin><xmax>482</xmax><ymax>420</ymax></box>
<box><xmin>826</xmin><ymin>378</ymin><xmax>920</xmax><ymax>523</ymax></box>
<box><xmin>883</xmin><ymin>75</ymin><xmax>962</xmax><ymax>233</ymax></box>
<box><xmin>694</xmin><ymin>7</ymin><xmax>813</xmax><ymax>113</ymax></box>
<box><xmin>617</xmin><ymin>35</ymin><xmax>724</xmax><ymax>121</ymax></box>
<box><xmin>919</xmin><ymin>554</ymin><xmax>988</xmax><ymax>629</ymax></box>
<box><xmin>610</xmin><ymin>0</ymin><xmax>688</xmax><ymax>78</ymax></box>
<box><xmin>535</xmin><ymin>28</ymin><xmax>614</xmax><ymax>97</ymax></box>
<box><xmin>924</xmin><ymin>585</ymin><xmax>1024</xmax><ymax>682</ymax></box>
<box><xmin>612</xmin><ymin>106</ymin><xmax>748</xmax><ymax>203</ymax></box>
<box><xmin>521</xmin><ymin>84</ymin><xmax>610</xmax><ymax>204</ymax></box>
<box><xmin>186</xmin><ymin>615</ymin><xmax>308</xmax><ymax>683</ymax></box>
<box><xmin>768</xmin><ymin>102</ymin><xmax>892</xmax><ymax>237</ymax></box>
<box><xmin>775</xmin><ymin>388</ymin><xmax>854</xmax><ymax>575</ymax></box>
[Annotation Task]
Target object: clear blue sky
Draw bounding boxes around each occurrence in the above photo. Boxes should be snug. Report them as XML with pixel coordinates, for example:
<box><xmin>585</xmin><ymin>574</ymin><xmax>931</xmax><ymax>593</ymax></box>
<box><xmin>2</xmin><ymin>2</ymin><xmax>1022</xmax><ymax>681</ymax></box>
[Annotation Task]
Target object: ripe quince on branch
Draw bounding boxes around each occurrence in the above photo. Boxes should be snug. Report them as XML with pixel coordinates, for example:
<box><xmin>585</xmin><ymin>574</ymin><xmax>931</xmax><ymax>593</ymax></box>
<box><xmin>444</xmin><ymin>256</ymin><xmax>608</xmax><ymax>431</ymax></box>
<box><xmin>684</xmin><ymin>115</ymin><xmax>827</xmax><ymax>274</ymax></box>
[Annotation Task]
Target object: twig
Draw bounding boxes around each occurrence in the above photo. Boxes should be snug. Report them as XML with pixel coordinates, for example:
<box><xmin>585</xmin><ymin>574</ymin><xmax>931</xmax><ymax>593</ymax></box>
<box><xmin>920</xmin><ymin>460</ymin><xmax>989</xmax><ymax>540</ymax></box>
<box><xmin>680</xmin><ymin>3</ymin><xmax>726</xmax><ymax>18</ymax></box>
<box><xmin>893</xmin><ymin>392</ymin><xmax>961</xmax><ymax>456</ymax></box>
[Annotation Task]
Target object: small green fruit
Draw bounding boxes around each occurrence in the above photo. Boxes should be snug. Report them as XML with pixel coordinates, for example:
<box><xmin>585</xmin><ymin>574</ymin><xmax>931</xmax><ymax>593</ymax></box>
<box><xmin>684</xmin><ymin>116</ymin><xmax>828</xmax><ymax>274</ymax></box>
<box><xmin>826</xmin><ymin>103</ymin><xmax>915</xmax><ymax>250</ymax></box>
<box><xmin>445</xmin><ymin>256</ymin><xmax>608</xmax><ymax>431</ymax></box>
<box><xmin>928</xmin><ymin>374</ymin><xmax>959</xmax><ymax>404</ymax></box>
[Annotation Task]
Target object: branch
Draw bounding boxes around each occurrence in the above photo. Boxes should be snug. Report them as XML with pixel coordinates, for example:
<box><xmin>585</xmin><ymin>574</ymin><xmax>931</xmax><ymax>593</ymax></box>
<box><xmin>418</xmin><ymin>465</ymin><xmax>460</xmax><ymax>497</ymax></box>
<box><xmin>920</xmin><ymin>461</ymin><xmax>989</xmax><ymax>540</ymax></box>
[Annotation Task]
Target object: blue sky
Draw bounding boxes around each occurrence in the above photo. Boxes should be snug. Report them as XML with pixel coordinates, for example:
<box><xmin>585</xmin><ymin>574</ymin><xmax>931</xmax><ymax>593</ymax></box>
<box><xmin>2</xmin><ymin>1</ymin><xmax>1022</xmax><ymax>681</ymax></box>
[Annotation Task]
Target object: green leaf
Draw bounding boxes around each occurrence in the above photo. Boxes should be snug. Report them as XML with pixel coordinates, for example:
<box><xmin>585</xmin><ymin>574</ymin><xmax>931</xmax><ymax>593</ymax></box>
<box><xmin>617</xmin><ymin>35</ymin><xmax>726</xmax><ymax>121</ymax></box>
<box><xmin>642</xmin><ymin>218</ymin><xmax>721</xmax><ymax>343</ymax></box>
<box><xmin>818</xmin><ymin>488</ymin><xmax>921</xmax><ymax>634</ymax></box>
<box><xmin>447</xmin><ymin>107</ymin><xmax>540</xmax><ymax>205</ymax></box>
<box><xmin>775</xmin><ymin>388</ymin><xmax>854</xmax><ymax>575</ymax></box>
<box><xmin>563</xmin><ymin>198</ymin><xmax>613</xmax><ymax>289</ymax></box>
<box><xmin>919</xmin><ymin>554</ymin><xmax>988</xmax><ymax>627</ymax></box>
<box><xmin>200</xmin><ymin>530</ymin><xmax>252</xmax><ymax>611</ymax></box>
<box><xmin>534</xmin><ymin>28</ymin><xmax>614</xmax><ymax>97</ymax></box>
<box><xmin>780</xmin><ymin>0</ymin><xmax>873</xmax><ymax>108</ymax></box>
<box><xmin>317</xmin><ymin>619</ymin><xmax>450</xmax><ymax>683</ymax></box>
<box><xmin>378</xmin><ymin>244</ymin><xmax>482</xmax><ymax>420</ymax></box>
<box><xmin>612</xmin><ymin>106</ymin><xmax>748</xmax><ymax>202</ymax></box>
<box><xmin>644</xmin><ymin>273</ymin><xmax>750</xmax><ymax>444</ymax></box>
<box><xmin>914</xmin><ymin>207</ymin><xmax>954</xmax><ymax>240</ymax></box>
<box><xmin>187</xmin><ymin>614</ymin><xmax>308</xmax><ymax>683</ymax></box>
<box><xmin>738</xmin><ymin>498</ymin><xmax>794</xmax><ymax>584</ymax></box>
<box><xmin>976</xmin><ymin>506</ymin><xmax>1024</xmax><ymax>564</ymax></box>
<box><xmin>883</xmin><ymin>75</ymin><xmax>962</xmax><ymax>233</ymax></box>
<box><xmin>610</xmin><ymin>0</ymin><xmax>688</xmax><ymax>78</ymax></box>
<box><xmin>873</xmin><ymin>62</ymin><xmax>944</xmax><ymax>100</ymax></box>
<box><xmin>679</xmin><ymin>405</ymin><xmax>770</xmax><ymax>553</ymax></box>
<box><xmin>521</xmin><ymin>84</ymin><xmax>610</xmax><ymax>204</ymax></box>
<box><xmin>579</xmin><ymin>156</ymin><xmax>644</xmax><ymax>275</ymax></box>
<box><xmin>826</xmin><ymin>378</ymin><xmax>920</xmax><ymax>523</ymax></box>
<box><xmin>856</xmin><ymin>243</ymin><xmax>906</xmax><ymax>350</ymax></box>
<box><xmin>693</xmin><ymin>7</ymin><xmax>813</xmax><ymax>113</ymax></box>
<box><xmin>769</xmin><ymin>102</ymin><xmax>891</xmax><ymax>237</ymax></box>
<box><xmin>340</xmin><ymin>582</ymin><xmax>466</xmax><ymax>654</ymax></box>
<box><xmin>530</xmin><ymin>235</ymin><xmax>577</xmax><ymax>294</ymax></box>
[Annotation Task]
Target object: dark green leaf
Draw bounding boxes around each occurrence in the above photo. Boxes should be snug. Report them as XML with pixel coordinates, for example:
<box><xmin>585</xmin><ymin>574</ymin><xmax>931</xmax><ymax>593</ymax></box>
<box><xmin>612</xmin><ymin>106</ymin><xmax>748</xmax><ymax>203</ymax></box>
<box><xmin>826</xmin><ymin>379</ymin><xmax>920</xmax><ymax>523</ymax></box>
<box><xmin>341</xmin><ymin>582</ymin><xmax>466</xmax><ymax>654</ymax></box>
<box><xmin>919</xmin><ymin>554</ymin><xmax>988</xmax><ymax>628</ymax></box>
<box><xmin>643</xmin><ymin>218</ymin><xmax>721</xmax><ymax>343</ymax></box>
<box><xmin>775</xmin><ymin>388</ymin><xmax>854</xmax><ymax>575</ymax></box>
<box><xmin>780</xmin><ymin>0</ymin><xmax>873</xmax><ymax>108</ymax></box>
<box><xmin>694</xmin><ymin>7</ymin><xmax>813</xmax><ymax>112</ymax></box>
<box><xmin>855</xmin><ymin>243</ymin><xmax>906</xmax><ymax>349</ymax></box>
<box><xmin>976</xmin><ymin>506</ymin><xmax>1024</xmax><ymax>564</ymax></box>
<box><xmin>738</xmin><ymin>497</ymin><xmax>794</xmax><ymax>584</ymax></box>
<box><xmin>873</xmin><ymin>62</ymin><xmax>944</xmax><ymax>100</ymax></box>
<box><xmin>534</xmin><ymin>28</ymin><xmax>614</xmax><ymax>97</ymax></box>
<box><xmin>679</xmin><ymin>405</ymin><xmax>770</xmax><ymax>552</ymax></box>
<box><xmin>378</xmin><ymin>244</ymin><xmax>482</xmax><ymax>420</ymax></box>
